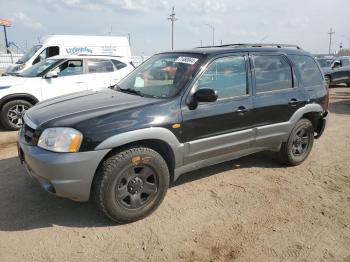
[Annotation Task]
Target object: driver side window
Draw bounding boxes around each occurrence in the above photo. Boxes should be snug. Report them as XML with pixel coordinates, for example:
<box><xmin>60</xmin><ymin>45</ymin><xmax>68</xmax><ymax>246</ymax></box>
<box><xmin>33</xmin><ymin>46</ymin><xmax>59</xmax><ymax>65</ymax></box>
<box><xmin>51</xmin><ymin>60</ymin><xmax>84</xmax><ymax>76</ymax></box>
<box><xmin>196</xmin><ymin>56</ymin><xmax>248</xmax><ymax>99</ymax></box>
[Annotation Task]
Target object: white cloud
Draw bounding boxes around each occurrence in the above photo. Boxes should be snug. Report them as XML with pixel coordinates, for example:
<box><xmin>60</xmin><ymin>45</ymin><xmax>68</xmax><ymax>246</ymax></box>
<box><xmin>13</xmin><ymin>12</ymin><xmax>43</xmax><ymax>29</ymax></box>
<box><xmin>190</xmin><ymin>0</ymin><xmax>228</xmax><ymax>14</ymax></box>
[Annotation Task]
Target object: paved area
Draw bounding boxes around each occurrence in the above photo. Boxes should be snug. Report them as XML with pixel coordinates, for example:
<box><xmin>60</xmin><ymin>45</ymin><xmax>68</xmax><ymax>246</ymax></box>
<box><xmin>0</xmin><ymin>88</ymin><xmax>349</xmax><ymax>261</ymax></box>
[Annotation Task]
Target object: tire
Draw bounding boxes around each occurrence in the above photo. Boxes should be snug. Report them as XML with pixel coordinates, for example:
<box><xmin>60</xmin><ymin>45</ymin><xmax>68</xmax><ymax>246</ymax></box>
<box><xmin>0</xmin><ymin>100</ymin><xmax>33</xmax><ymax>130</ymax></box>
<box><xmin>93</xmin><ymin>147</ymin><xmax>170</xmax><ymax>223</ymax></box>
<box><xmin>279</xmin><ymin>118</ymin><xmax>314</xmax><ymax>166</ymax></box>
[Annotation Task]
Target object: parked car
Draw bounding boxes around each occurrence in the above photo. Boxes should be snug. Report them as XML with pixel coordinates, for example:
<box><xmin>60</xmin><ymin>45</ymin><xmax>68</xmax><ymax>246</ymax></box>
<box><xmin>18</xmin><ymin>44</ymin><xmax>328</xmax><ymax>223</ymax></box>
<box><xmin>3</xmin><ymin>35</ymin><xmax>131</xmax><ymax>75</ymax></box>
<box><xmin>0</xmin><ymin>55</ymin><xmax>134</xmax><ymax>130</ymax></box>
<box><xmin>317</xmin><ymin>56</ymin><xmax>350</xmax><ymax>86</ymax></box>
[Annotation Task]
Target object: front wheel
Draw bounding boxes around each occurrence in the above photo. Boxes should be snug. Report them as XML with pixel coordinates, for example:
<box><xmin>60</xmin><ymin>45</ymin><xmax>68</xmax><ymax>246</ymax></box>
<box><xmin>0</xmin><ymin>100</ymin><xmax>33</xmax><ymax>130</ymax></box>
<box><xmin>279</xmin><ymin>119</ymin><xmax>314</xmax><ymax>166</ymax></box>
<box><xmin>93</xmin><ymin>147</ymin><xmax>170</xmax><ymax>223</ymax></box>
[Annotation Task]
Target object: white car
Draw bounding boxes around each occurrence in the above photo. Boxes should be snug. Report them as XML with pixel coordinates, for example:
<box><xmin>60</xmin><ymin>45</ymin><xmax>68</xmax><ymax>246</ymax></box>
<box><xmin>0</xmin><ymin>55</ymin><xmax>135</xmax><ymax>130</ymax></box>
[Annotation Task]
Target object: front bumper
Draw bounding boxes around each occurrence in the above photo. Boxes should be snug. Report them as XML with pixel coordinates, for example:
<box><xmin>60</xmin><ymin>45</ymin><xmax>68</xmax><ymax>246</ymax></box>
<box><xmin>17</xmin><ymin>139</ymin><xmax>109</xmax><ymax>202</ymax></box>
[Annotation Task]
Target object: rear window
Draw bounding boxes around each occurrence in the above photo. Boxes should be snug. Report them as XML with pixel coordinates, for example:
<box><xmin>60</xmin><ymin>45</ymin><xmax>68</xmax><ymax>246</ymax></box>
<box><xmin>290</xmin><ymin>55</ymin><xmax>323</xmax><ymax>86</ymax></box>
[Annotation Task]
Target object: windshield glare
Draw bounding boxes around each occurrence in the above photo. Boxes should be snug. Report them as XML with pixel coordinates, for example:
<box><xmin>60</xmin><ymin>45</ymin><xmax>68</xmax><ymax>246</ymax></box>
<box><xmin>118</xmin><ymin>53</ymin><xmax>203</xmax><ymax>98</ymax></box>
<box><xmin>19</xmin><ymin>58</ymin><xmax>59</xmax><ymax>77</ymax></box>
<box><xmin>16</xmin><ymin>45</ymin><xmax>42</xmax><ymax>64</ymax></box>
<box><xmin>317</xmin><ymin>58</ymin><xmax>334</xmax><ymax>68</ymax></box>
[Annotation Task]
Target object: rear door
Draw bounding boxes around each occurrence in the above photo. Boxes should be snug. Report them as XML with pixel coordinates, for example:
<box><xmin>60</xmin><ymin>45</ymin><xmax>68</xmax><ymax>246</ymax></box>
<box><xmin>86</xmin><ymin>59</ymin><xmax>114</xmax><ymax>90</ymax></box>
<box><xmin>181</xmin><ymin>54</ymin><xmax>254</xmax><ymax>164</ymax></box>
<box><xmin>41</xmin><ymin>59</ymin><xmax>88</xmax><ymax>100</ymax></box>
<box><xmin>250</xmin><ymin>53</ymin><xmax>308</xmax><ymax>147</ymax></box>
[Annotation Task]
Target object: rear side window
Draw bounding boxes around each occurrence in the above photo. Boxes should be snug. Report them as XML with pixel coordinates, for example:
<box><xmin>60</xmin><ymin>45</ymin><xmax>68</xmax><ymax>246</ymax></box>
<box><xmin>111</xmin><ymin>59</ymin><xmax>127</xmax><ymax>70</ymax></box>
<box><xmin>253</xmin><ymin>55</ymin><xmax>293</xmax><ymax>93</ymax></box>
<box><xmin>88</xmin><ymin>59</ymin><xmax>114</xmax><ymax>73</ymax></box>
<box><xmin>290</xmin><ymin>55</ymin><xmax>323</xmax><ymax>86</ymax></box>
<box><xmin>342</xmin><ymin>58</ymin><xmax>350</xmax><ymax>66</ymax></box>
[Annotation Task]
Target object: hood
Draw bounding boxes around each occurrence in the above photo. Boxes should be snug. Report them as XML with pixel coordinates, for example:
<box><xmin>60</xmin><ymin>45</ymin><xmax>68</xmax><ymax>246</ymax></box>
<box><xmin>26</xmin><ymin>89</ymin><xmax>159</xmax><ymax>128</ymax></box>
<box><xmin>0</xmin><ymin>75</ymin><xmax>28</xmax><ymax>89</ymax></box>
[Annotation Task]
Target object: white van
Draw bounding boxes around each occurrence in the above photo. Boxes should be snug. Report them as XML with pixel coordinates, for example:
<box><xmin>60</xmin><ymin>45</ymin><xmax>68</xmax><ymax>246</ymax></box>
<box><xmin>4</xmin><ymin>35</ymin><xmax>132</xmax><ymax>75</ymax></box>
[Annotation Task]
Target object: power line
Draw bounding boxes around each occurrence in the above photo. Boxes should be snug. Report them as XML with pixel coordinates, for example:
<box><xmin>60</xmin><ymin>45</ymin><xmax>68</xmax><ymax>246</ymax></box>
<box><xmin>328</xmin><ymin>28</ymin><xmax>335</xmax><ymax>54</ymax></box>
<box><xmin>168</xmin><ymin>6</ymin><xmax>177</xmax><ymax>50</ymax></box>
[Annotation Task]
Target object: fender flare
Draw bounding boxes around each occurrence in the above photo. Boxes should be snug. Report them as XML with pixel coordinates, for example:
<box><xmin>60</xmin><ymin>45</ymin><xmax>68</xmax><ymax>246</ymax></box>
<box><xmin>0</xmin><ymin>93</ymin><xmax>39</xmax><ymax>108</ymax></box>
<box><xmin>94</xmin><ymin>127</ymin><xmax>185</xmax><ymax>167</ymax></box>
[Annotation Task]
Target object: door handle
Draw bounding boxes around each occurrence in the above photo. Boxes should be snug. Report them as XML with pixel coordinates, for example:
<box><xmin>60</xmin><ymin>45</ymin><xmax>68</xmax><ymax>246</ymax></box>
<box><xmin>288</xmin><ymin>98</ymin><xmax>299</xmax><ymax>106</ymax></box>
<box><xmin>236</xmin><ymin>106</ymin><xmax>249</xmax><ymax>114</ymax></box>
<box><xmin>75</xmin><ymin>81</ymin><xmax>84</xmax><ymax>84</ymax></box>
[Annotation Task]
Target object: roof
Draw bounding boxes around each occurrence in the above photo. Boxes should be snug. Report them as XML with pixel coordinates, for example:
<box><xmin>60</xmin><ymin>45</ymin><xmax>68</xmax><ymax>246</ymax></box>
<box><xmin>162</xmin><ymin>43</ymin><xmax>311</xmax><ymax>56</ymax></box>
<box><xmin>48</xmin><ymin>54</ymin><xmax>127</xmax><ymax>60</ymax></box>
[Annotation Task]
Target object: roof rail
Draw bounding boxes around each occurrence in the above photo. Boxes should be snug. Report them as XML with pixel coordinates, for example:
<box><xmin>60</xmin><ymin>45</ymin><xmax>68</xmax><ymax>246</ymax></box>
<box><xmin>197</xmin><ymin>43</ymin><xmax>302</xmax><ymax>50</ymax></box>
<box><xmin>77</xmin><ymin>54</ymin><xmax>123</xmax><ymax>57</ymax></box>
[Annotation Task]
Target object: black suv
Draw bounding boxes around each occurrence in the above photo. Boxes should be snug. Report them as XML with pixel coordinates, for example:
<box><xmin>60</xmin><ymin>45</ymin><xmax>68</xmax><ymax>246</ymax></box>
<box><xmin>317</xmin><ymin>56</ymin><xmax>350</xmax><ymax>86</ymax></box>
<box><xmin>18</xmin><ymin>44</ymin><xmax>328</xmax><ymax>223</ymax></box>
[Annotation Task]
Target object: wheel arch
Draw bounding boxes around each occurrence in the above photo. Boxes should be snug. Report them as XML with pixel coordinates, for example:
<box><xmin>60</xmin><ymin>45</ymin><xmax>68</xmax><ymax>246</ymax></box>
<box><xmin>0</xmin><ymin>93</ymin><xmax>39</xmax><ymax>108</ymax></box>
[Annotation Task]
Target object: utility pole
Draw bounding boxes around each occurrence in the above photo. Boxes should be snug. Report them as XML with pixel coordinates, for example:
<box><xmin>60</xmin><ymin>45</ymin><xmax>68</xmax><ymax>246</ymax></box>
<box><xmin>128</xmin><ymin>33</ymin><xmax>131</xmax><ymax>47</ymax></box>
<box><xmin>205</xmin><ymin>24</ymin><xmax>215</xmax><ymax>46</ymax></box>
<box><xmin>328</xmin><ymin>28</ymin><xmax>335</xmax><ymax>54</ymax></box>
<box><xmin>168</xmin><ymin>6</ymin><xmax>177</xmax><ymax>50</ymax></box>
<box><xmin>200</xmin><ymin>40</ymin><xmax>202</xmax><ymax>47</ymax></box>
<box><xmin>3</xmin><ymin>25</ymin><xmax>9</xmax><ymax>53</ymax></box>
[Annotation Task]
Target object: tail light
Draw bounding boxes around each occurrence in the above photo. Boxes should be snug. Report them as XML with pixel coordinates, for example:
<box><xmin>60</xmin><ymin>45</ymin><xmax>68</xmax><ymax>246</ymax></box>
<box><xmin>324</xmin><ymin>82</ymin><xmax>330</xmax><ymax>109</ymax></box>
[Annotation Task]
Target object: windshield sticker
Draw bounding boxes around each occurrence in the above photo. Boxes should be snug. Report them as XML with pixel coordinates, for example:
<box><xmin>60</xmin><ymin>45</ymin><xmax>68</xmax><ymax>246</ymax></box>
<box><xmin>175</xmin><ymin>57</ymin><xmax>199</xmax><ymax>65</ymax></box>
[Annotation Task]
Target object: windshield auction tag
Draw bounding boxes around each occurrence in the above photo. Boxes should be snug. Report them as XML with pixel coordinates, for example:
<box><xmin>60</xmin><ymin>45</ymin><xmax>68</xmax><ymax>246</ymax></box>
<box><xmin>175</xmin><ymin>57</ymin><xmax>199</xmax><ymax>65</ymax></box>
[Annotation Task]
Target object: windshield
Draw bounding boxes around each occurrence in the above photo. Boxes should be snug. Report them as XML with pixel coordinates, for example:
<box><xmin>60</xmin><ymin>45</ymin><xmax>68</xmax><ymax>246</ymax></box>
<box><xmin>19</xmin><ymin>58</ymin><xmax>60</xmax><ymax>77</ymax></box>
<box><xmin>16</xmin><ymin>45</ymin><xmax>42</xmax><ymax>64</ymax></box>
<box><xmin>117</xmin><ymin>53</ymin><xmax>204</xmax><ymax>98</ymax></box>
<box><xmin>316</xmin><ymin>58</ymin><xmax>334</xmax><ymax>68</ymax></box>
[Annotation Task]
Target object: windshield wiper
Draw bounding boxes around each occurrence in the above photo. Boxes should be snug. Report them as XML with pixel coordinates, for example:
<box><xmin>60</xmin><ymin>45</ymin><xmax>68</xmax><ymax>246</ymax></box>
<box><xmin>118</xmin><ymin>87</ymin><xmax>144</xmax><ymax>97</ymax></box>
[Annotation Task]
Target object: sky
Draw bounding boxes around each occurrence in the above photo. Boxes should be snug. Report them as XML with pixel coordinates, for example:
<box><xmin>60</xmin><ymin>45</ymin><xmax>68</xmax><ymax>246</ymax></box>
<box><xmin>0</xmin><ymin>0</ymin><xmax>349</xmax><ymax>55</ymax></box>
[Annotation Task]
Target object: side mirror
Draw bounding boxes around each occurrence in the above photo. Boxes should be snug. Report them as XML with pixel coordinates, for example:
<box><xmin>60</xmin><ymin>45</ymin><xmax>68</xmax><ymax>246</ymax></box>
<box><xmin>188</xmin><ymin>88</ymin><xmax>218</xmax><ymax>110</ymax></box>
<box><xmin>332</xmin><ymin>60</ymin><xmax>341</xmax><ymax>69</ymax></box>
<box><xmin>44</xmin><ymin>71</ymin><xmax>58</xmax><ymax>79</ymax></box>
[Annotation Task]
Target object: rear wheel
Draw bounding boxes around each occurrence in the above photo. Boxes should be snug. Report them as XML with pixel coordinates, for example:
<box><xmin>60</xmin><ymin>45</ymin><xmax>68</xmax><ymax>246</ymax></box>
<box><xmin>279</xmin><ymin>119</ymin><xmax>314</xmax><ymax>166</ymax></box>
<box><xmin>0</xmin><ymin>100</ymin><xmax>33</xmax><ymax>130</ymax></box>
<box><xmin>93</xmin><ymin>147</ymin><xmax>169</xmax><ymax>223</ymax></box>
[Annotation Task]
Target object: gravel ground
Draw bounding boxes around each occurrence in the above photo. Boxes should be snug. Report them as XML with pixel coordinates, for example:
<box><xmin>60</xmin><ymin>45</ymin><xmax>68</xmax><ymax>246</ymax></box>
<box><xmin>0</xmin><ymin>88</ymin><xmax>349</xmax><ymax>262</ymax></box>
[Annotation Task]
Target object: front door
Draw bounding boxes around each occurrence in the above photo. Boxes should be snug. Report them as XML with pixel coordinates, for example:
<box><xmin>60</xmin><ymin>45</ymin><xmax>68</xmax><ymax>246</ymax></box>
<box><xmin>41</xmin><ymin>59</ymin><xmax>88</xmax><ymax>100</ymax></box>
<box><xmin>181</xmin><ymin>54</ymin><xmax>254</xmax><ymax>164</ymax></box>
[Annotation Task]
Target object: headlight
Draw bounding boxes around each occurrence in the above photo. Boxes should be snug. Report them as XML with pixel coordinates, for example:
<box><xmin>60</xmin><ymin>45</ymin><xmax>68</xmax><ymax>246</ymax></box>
<box><xmin>38</xmin><ymin>127</ymin><xmax>83</xmax><ymax>153</ymax></box>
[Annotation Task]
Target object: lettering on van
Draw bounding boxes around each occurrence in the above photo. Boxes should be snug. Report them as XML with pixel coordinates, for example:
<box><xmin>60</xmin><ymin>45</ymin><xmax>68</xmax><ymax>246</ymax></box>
<box><xmin>66</xmin><ymin>47</ymin><xmax>93</xmax><ymax>55</ymax></box>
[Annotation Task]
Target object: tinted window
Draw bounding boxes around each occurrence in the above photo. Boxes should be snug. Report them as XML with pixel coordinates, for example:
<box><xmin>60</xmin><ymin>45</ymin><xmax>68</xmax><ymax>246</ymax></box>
<box><xmin>88</xmin><ymin>59</ymin><xmax>114</xmax><ymax>73</ymax></box>
<box><xmin>197</xmin><ymin>56</ymin><xmax>247</xmax><ymax>99</ymax></box>
<box><xmin>253</xmin><ymin>55</ymin><xmax>293</xmax><ymax>93</ymax></box>
<box><xmin>342</xmin><ymin>58</ymin><xmax>350</xmax><ymax>66</ymax></box>
<box><xmin>51</xmin><ymin>60</ymin><xmax>83</xmax><ymax>76</ymax></box>
<box><xmin>112</xmin><ymin>59</ymin><xmax>127</xmax><ymax>70</ymax></box>
<box><xmin>290</xmin><ymin>55</ymin><xmax>323</xmax><ymax>86</ymax></box>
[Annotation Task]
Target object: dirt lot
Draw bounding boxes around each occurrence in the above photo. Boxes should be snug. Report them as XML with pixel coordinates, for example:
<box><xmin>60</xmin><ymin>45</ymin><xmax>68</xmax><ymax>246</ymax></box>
<box><xmin>0</xmin><ymin>88</ymin><xmax>349</xmax><ymax>262</ymax></box>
